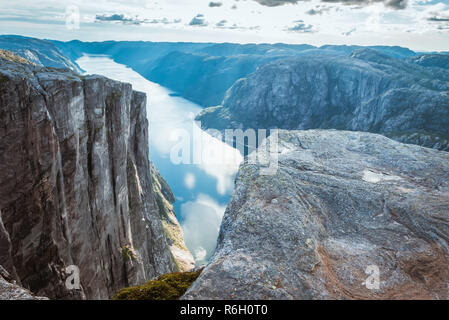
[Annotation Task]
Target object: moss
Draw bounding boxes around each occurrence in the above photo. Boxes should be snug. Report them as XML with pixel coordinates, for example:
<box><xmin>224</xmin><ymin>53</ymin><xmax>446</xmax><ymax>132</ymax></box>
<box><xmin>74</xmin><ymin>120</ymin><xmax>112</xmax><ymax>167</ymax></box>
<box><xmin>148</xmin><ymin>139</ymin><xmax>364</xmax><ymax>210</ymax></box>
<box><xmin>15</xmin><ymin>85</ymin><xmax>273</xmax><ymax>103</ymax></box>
<box><xmin>162</xmin><ymin>220</ymin><xmax>188</xmax><ymax>251</ymax></box>
<box><xmin>121</xmin><ymin>245</ymin><xmax>136</xmax><ymax>262</ymax></box>
<box><xmin>112</xmin><ymin>269</ymin><xmax>202</xmax><ymax>300</ymax></box>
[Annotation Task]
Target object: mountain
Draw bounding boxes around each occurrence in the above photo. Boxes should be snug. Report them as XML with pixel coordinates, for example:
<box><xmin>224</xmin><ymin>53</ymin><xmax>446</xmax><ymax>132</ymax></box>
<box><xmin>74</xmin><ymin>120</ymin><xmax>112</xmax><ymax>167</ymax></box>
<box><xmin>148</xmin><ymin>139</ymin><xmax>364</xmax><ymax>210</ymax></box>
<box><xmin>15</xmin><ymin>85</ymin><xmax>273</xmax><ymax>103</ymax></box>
<box><xmin>319</xmin><ymin>45</ymin><xmax>416</xmax><ymax>59</ymax></box>
<box><xmin>0</xmin><ymin>35</ymin><xmax>82</xmax><ymax>73</ymax></box>
<box><xmin>147</xmin><ymin>51</ymin><xmax>281</xmax><ymax>107</ymax></box>
<box><xmin>184</xmin><ymin>130</ymin><xmax>449</xmax><ymax>300</ymax></box>
<box><xmin>0</xmin><ymin>51</ymin><xmax>192</xmax><ymax>299</ymax></box>
<box><xmin>196</xmin><ymin>48</ymin><xmax>449</xmax><ymax>151</ymax></box>
<box><xmin>408</xmin><ymin>54</ymin><xmax>449</xmax><ymax>70</ymax></box>
<box><xmin>53</xmin><ymin>40</ymin><xmax>418</xmax><ymax>108</ymax></box>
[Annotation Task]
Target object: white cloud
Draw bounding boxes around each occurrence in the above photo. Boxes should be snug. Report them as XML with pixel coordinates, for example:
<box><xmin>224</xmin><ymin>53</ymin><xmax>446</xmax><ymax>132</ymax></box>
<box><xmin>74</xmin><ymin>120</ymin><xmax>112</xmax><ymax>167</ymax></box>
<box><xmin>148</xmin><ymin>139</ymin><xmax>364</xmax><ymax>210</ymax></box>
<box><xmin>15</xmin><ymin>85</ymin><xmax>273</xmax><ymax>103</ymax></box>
<box><xmin>184</xmin><ymin>172</ymin><xmax>196</xmax><ymax>189</ymax></box>
<box><xmin>180</xmin><ymin>194</ymin><xmax>227</xmax><ymax>265</ymax></box>
<box><xmin>1</xmin><ymin>0</ymin><xmax>449</xmax><ymax>51</ymax></box>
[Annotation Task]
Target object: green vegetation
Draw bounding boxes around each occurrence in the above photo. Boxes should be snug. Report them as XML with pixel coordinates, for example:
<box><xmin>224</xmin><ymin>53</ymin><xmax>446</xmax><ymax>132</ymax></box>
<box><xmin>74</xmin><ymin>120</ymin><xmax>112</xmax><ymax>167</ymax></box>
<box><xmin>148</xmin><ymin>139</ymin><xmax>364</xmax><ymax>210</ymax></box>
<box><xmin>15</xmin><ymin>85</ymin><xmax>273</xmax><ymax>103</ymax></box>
<box><xmin>121</xmin><ymin>245</ymin><xmax>137</xmax><ymax>262</ymax></box>
<box><xmin>112</xmin><ymin>269</ymin><xmax>202</xmax><ymax>300</ymax></box>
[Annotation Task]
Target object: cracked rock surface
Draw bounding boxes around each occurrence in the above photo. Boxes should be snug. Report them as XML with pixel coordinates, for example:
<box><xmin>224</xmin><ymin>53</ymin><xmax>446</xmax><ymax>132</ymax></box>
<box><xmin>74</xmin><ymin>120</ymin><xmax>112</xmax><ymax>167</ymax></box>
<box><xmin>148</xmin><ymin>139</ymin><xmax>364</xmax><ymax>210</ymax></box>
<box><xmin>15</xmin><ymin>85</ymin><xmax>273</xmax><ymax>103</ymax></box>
<box><xmin>185</xmin><ymin>130</ymin><xmax>449</xmax><ymax>300</ymax></box>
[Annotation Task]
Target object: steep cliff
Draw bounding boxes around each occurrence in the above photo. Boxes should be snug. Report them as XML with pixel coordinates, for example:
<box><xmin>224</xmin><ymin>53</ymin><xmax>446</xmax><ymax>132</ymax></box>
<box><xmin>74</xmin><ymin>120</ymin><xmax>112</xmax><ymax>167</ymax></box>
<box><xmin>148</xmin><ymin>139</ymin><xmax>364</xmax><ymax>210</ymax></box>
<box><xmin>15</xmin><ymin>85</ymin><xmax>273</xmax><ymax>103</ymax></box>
<box><xmin>0</xmin><ymin>52</ymin><xmax>191</xmax><ymax>299</ymax></box>
<box><xmin>185</xmin><ymin>130</ymin><xmax>449</xmax><ymax>300</ymax></box>
<box><xmin>196</xmin><ymin>49</ymin><xmax>449</xmax><ymax>151</ymax></box>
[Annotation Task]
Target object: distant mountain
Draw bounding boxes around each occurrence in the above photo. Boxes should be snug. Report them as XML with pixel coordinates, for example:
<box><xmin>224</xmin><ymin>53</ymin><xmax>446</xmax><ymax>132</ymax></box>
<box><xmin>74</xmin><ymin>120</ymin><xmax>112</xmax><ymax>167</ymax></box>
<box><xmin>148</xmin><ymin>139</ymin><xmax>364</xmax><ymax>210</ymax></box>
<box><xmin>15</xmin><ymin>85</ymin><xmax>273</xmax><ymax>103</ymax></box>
<box><xmin>147</xmin><ymin>51</ymin><xmax>282</xmax><ymax>106</ymax></box>
<box><xmin>408</xmin><ymin>54</ymin><xmax>449</xmax><ymax>70</ymax></box>
<box><xmin>53</xmin><ymin>40</ymin><xmax>419</xmax><ymax>107</ymax></box>
<box><xmin>196</xmin><ymin>48</ymin><xmax>449</xmax><ymax>151</ymax></box>
<box><xmin>319</xmin><ymin>45</ymin><xmax>416</xmax><ymax>59</ymax></box>
<box><xmin>0</xmin><ymin>35</ymin><xmax>82</xmax><ymax>73</ymax></box>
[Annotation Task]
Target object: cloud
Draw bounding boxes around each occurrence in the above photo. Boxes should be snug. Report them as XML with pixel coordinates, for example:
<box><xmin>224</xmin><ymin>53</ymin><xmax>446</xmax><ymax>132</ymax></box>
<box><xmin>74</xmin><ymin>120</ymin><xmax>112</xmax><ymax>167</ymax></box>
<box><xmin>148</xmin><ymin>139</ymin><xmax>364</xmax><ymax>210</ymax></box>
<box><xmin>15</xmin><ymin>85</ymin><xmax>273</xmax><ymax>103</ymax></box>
<box><xmin>149</xmin><ymin>17</ymin><xmax>182</xmax><ymax>24</ymax></box>
<box><xmin>189</xmin><ymin>14</ymin><xmax>208</xmax><ymax>26</ymax></box>
<box><xmin>343</xmin><ymin>27</ymin><xmax>357</xmax><ymax>36</ymax></box>
<box><xmin>428</xmin><ymin>14</ymin><xmax>449</xmax><ymax>22</ymax></box>
<box><xmin>180</xmin><ymin>194</ymin><xmax>227</xmax><ymax>265</ymax></box>
<box><xmin>216</xmin><ymin>19</ymin><xmax>227</xmax><ymax>27</ymax></box>
<box><xmin>214</xmin><ymin>20</ymin><xmax>259</xmax><ymax>30</ymax></box>
<box><xmin>184</xmin><ymin>172</ymin><xmax>196</xmax><ymax>189</ymax></box>
<box><xmin>253</xmin><ymin>0</ymin><xmax>408</xmax><ymax>9</ymax></box>
<box><xmin>209</xmin><ymin>1</ymin><xmax>223</xmax><ymax>7</ymax></box>
<box><xmin>287</xmin><ymin>20</ymin><xmax>315</xmax><ymax>33</ymax></box>
<box><xmin>305</xmin><ymin>6</ymin><xmax>333</xmax><ymax>15</ymax></box>
<box><xmin>253</xmin><ymin>0</ymin><xmax>299</xmax><ymax>6</ymax></box>
<box><xmin>322</xmin><ymin>0</ymin><xmax>408</xmax><ymax>10</ymax></box>
<box><xmin>95</xmin><ymin>13</ymin><xmax>181</xmax><ymax>25</ymax></box>
<box><xmin>427</xmin><ymin>12</ymin><xmax>449</xmax><ymax>30</ymax></box>
<box><xmin>95</xmin><ymin>13</ymin><xmax>141</xmax><ymax>24</ymax></box>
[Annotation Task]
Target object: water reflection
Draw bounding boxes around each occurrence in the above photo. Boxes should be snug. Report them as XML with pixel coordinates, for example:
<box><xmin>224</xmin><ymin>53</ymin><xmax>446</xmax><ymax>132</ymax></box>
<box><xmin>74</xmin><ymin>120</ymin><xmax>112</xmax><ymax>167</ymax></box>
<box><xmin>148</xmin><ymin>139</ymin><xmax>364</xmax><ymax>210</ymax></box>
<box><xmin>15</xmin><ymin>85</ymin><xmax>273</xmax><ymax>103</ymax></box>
<box><xmin>77</xmin><ymin>55</ymin><xmax>242</xmax><ymax>265</ymax></box>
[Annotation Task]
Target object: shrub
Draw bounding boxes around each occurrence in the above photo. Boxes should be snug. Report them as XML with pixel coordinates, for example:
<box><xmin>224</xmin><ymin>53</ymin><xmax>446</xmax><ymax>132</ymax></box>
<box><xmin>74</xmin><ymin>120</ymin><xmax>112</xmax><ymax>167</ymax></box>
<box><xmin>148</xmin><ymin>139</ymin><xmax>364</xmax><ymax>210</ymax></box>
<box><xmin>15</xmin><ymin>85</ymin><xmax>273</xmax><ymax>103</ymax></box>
<box><xmin>112</xmin><ymin>269</ymin><xmax>202</xmax><ymax>300</ymax></box>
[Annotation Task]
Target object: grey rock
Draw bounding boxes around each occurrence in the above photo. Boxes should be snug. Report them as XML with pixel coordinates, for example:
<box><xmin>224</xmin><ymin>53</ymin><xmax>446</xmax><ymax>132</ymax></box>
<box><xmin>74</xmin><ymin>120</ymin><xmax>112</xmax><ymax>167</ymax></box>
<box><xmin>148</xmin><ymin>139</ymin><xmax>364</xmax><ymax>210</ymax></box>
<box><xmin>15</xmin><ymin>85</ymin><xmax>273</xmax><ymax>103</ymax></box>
<box><xmin>0</xmin><ymin>265</ymin><xmax>49</xmax><ymax>300</ymax></box>
<box><xmin>184</xmin><ymin>130</ymin><xmax>449</xmax><ymax>300</ymax></box>
<box><xmin>0</xmin><ymin>53</ymin><xmax>191</xmax><ymax>299</ymax></box>
<box><xmin>408</xmin><ymin>54</ymin><xmax>449</xmax><ymax>70</ymax></box>
<box><xmin>196</xmin><ymin>49</ymin><xmax>449</xmax><ymax>151</ymax></box>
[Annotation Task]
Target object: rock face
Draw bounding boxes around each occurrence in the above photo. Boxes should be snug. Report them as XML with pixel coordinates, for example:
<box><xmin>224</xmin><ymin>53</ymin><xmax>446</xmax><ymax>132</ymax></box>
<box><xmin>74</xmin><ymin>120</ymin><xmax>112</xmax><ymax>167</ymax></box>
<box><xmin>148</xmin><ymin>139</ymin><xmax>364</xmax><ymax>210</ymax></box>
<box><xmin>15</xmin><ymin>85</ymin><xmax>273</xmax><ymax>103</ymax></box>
<box><xmin>184</xmin><ymin>130</ymin><xmax>449</xmax><ymax>300</ymax></box>
<box><xmin>408</xmin><ymin>54</ymin><xmax>449</xmax><ymax>70</ymax></box>
<box><xmin>0</xmin><ymin>53</ymin><xmax>191</xmax><ymax>299</ymax></box>
<box><xmin>196</xmin><ymin>49</ymin><xmax>449</xmax><ymax>151</ymax></box>
<box><xmin>147</xmin><ymin>51</ymin><xmax>279</xmax><ymax>107</ymax></box>
<box><xmin>0</xmin><ymin>265</ymin><xmax>48</xmax><ymax>300</ymax></box>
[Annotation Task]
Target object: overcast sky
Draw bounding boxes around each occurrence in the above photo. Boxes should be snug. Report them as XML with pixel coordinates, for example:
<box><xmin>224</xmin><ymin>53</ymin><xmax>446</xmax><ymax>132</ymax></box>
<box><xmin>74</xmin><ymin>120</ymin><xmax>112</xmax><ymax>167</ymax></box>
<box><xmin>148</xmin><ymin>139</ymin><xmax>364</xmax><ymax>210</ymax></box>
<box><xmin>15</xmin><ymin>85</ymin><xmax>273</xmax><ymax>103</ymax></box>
<box><xmin>1</xmin><ymin>0</ymin><xmax>448</xmax><ymax>51</ymax></box>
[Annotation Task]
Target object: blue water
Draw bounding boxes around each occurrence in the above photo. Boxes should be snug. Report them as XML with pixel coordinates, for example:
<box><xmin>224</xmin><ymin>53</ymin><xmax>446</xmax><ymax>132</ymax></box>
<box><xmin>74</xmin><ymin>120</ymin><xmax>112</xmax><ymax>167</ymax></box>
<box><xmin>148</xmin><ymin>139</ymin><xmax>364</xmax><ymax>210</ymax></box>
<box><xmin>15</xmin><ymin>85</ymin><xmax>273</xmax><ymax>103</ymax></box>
<box><xmin>76</xmin><ymin>55</ymin><xmax>242</xmax><ymax>264</ymax></box>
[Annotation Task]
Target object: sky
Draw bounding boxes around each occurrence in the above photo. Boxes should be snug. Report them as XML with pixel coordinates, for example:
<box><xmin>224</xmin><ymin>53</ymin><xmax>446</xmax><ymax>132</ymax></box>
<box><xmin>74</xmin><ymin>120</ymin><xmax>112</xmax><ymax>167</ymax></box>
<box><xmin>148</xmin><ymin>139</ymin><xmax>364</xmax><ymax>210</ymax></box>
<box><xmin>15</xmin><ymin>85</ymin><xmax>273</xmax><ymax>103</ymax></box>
<box><xmin>1</xmin><ymin>0</ymin><xmax>449</xmax><ymax>51</ymax></box>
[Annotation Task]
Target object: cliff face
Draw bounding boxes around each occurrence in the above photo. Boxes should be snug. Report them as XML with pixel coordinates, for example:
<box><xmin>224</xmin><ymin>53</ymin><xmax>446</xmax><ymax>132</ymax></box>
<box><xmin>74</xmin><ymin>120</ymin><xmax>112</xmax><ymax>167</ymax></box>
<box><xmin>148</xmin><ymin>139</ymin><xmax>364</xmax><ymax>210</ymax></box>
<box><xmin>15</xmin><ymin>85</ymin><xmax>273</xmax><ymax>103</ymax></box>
<box><xmin>147</xmin><ymin>51</ymin><xmax>279</xmax><ymax>107</ymax></box>
<box><xmin>0</xmin><ymin>53</ymin><xmax>191</xmax><ymax>299</ymax></box>
<box><xmin>196</xmin><ymin>49</ymin><xmax>449</xmax><ymax>151</ymax></box>
<box><xmin>185</xmin><ymin>130</ymin><xmax>449</xmax><ymax>300</ymax></box>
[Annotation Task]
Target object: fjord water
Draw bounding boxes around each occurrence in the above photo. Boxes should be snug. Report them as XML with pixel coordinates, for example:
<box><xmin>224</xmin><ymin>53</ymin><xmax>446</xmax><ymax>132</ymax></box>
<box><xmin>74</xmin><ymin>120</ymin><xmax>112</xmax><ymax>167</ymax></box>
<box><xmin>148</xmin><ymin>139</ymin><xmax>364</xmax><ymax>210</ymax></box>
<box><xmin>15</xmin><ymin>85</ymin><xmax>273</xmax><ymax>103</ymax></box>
<box><xmin>77</xmin><ymin>55</ymin><xmax>242</xmax><ymax>265</ymax></box>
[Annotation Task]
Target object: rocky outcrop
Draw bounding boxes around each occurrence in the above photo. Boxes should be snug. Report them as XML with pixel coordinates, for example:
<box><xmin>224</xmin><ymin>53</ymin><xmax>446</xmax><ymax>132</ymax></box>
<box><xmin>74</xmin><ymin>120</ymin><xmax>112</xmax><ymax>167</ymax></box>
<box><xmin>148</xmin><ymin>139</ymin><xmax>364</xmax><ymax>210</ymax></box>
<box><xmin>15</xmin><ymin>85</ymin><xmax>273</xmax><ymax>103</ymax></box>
<box><xmin>0</xmin><ymin>35</ymin><xmax>82</xmax><ymax>73</ymax></box>
<box><xmin>0</xmin><ymin>265</ymin><xmax>48</xmax><ymax>300</ymax></box>
<box><xmin>196</xmin><ymin>49</ymin><xmax>449</xmax><ymax>151</ymax></box>
<box><xmin>184</xmin><ymin>130</ymin><xmax>449</xmax><ymax>300</ymax></box>
<box><xmin>408</xmin><ymin>54</ymin><xmax>449</xmax><ymax>70</ymax></box>
<box><xmin>0</xmin><ymin>52</ymin><xmax>191</xmax><ymax>299</ymax></box>
<box><xmin>151</xmin><ymin>166</ymin><xmax>195</xmax><ymax>272</ymax></box>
